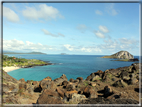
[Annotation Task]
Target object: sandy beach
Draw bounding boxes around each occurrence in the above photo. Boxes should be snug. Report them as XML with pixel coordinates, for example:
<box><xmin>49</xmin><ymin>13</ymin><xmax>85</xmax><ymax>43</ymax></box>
<box><xmin>3</xmin><ymin>66</ymin><xmax>21</xmax><ymax>72</ymax></box>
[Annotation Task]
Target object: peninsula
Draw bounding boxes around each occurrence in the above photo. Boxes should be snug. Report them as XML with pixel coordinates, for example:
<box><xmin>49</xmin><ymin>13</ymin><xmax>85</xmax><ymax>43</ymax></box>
<box><xmin>3</xmin><ymin>55</ymin><xmax>51</xmax><ymax>72</ymax></box>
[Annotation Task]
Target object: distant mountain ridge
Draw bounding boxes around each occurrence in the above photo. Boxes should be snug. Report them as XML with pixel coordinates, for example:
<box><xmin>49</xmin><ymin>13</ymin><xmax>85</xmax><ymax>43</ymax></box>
<box><xmin>3</xmin><ymin>51</ymin><xmax>47</xmax><ymax>54</ymax></box>
<box><xmin>102</xmin><ymin>51</ymin><xmax>134</xmax><ymax>59</ymax></box>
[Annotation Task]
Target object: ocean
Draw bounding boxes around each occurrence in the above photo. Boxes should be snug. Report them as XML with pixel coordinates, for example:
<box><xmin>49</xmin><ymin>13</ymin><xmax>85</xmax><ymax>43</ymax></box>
<box><xmin>6</xmin><ymin>54</ymin><xmax>139</xmax><ymax>81</ymax></box>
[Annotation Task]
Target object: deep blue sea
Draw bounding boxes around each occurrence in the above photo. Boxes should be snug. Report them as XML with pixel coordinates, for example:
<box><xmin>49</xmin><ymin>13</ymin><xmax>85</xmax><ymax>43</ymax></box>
<box><xmin>6</xmin><ymin>54</ymin><xmax>139</xmax><ymax>81</ymax></box>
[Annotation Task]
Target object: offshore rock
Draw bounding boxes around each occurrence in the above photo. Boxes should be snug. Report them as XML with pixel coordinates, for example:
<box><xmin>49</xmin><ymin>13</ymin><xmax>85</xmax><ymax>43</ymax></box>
<box><xmin>102</xmin><ymin>51</ymin><xmax>134</xmax><ymax>59</ymax></box>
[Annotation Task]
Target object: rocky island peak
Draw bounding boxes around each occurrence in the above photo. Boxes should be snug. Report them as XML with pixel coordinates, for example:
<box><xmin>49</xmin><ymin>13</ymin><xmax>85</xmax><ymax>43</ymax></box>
<box><xmin>102</xmin><ymin>51</ymin><xmax>134</xmax><ymax>59</ymax></box>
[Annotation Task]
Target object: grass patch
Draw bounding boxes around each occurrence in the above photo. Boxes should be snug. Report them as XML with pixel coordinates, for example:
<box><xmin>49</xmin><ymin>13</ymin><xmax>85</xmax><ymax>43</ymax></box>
<box><xmin>84</xmin><ymin>81</ymin><xmax>89</xmax><ymax>86</ymax></box>
<box><xmin>3</xmin><ymin>55</ymin><xmax>48</xmax><ymax>67</ymax></box>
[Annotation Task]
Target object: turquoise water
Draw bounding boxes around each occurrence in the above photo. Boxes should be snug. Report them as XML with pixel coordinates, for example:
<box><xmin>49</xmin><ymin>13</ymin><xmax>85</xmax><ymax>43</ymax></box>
<box><xmin>6</xmin><ymin>54</ymin><xmax>139</xmax><ymax>81</ymax></box>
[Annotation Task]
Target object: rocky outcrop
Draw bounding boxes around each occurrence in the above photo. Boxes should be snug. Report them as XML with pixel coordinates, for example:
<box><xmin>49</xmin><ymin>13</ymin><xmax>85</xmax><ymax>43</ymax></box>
<box><xmin>79</xmin><ymin>97</ymin><xmax>139</xmax><ymax>104</ymax></box>
<box><xmin>2</xmin><ymin>63</ymin><xmax>141</xmax><ymax>104</ymax></box>
<box><xmin>102</xmin><ymin>51</ymin><xmax>134</xmax><ymax>59</ymax></box>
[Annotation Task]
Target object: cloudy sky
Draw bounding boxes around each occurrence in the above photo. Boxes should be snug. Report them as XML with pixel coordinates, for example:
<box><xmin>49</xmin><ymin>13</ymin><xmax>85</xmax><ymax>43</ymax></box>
<box><xmin>3</xmin><ymin>3</ymin><xmax>140</xmax><ymax>55</ymax></box>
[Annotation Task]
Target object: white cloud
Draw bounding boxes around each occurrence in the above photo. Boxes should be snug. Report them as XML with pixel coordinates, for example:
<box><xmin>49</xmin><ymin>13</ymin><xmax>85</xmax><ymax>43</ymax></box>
<box><xmin>119</xmin><ymin>38</ymin><xmax>138</xmax><ymax>45</ymax></box>
<box><xmin>41</xmin><ymin>29</ymin><xmax>57</xmax><ymax>37</ymax></box>
<box><xmin>106</xmin><ymin>3</ymin><xmax>118</xmax><ymax>16</ymax></box>
<box><xmin>99</xmin><ymin>25</ymin><xmax>109</xmax><ymax>33</ymax></box>
<box><xmin>3</xmin><ymin>39</ymin><xmax>53</xmax><ymax>52</ymax></box>
<box><xmin>80</xmin><ymin>47</ymin><xmax>102</xmax><ymax>53</ymax></box>
<box><xmin>63</xmin><ymin>44</ymin><xmax>74</xmax><ymax>51</ymax></box>
<box><xmin>98</xmin><ymin>37</ymin><xmax>139</xmax><ymax>54</ymax></box>
<box><xmin>3</xmin><ymin>6</ymin><xmax>19</xmax><ymax>22</ymax></box>
<box><xmin>41</xmin><ymin>29</ymin><xmax>64</xmax><ymax>37</ymax></box>
<box><xmin>95</xmin><ymin>10</ymin><xmax>103</xmax><ymax>15</ymax></box>
<box><xmin>94</xmin><ymin>31</ymin><xmax>105</xmax><ymax>38</ymax></box>
<box><xmin>63</xmin><ymin>44</ymin><xmax>102</xmax><ymax>53</ymax></box>
<box><xmin>22</xmin><ymin>4</ymin><xmax>64</xmax><ymax>21</ymax></box>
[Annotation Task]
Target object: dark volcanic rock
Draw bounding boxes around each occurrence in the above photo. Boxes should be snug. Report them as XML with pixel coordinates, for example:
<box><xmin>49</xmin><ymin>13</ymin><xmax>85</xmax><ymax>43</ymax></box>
<box><xmin>129</xmin><ymin>58</ymin><xmax>139</xmax><ymax>62</ymax></box>
<box><xmin>79</xmin><ymin>97</ymin><xmax>139</xmax><ymax>104</ymax></box>
<box><xmin>113</xmin><ymin>80</ymin><xmax>128</xmax><ymax>87</ymax></box>
<box><xmin>94</xmin><ymin>70</ymin><xmax>104</xmax><ymax>78</ymax></box>
<box><xmin>39</xmin><ymin>80</ymin><xmax>51</xmax><ymax>90</ymax></box>
<box><xmin>86</xmin><ymin>75</ymin><xmax>92</xmax><ymax>81</ymax></box>
<box><xmin>56</xmin><ymin>87</ymin><xmax>65</xmax><ymax>98</ymax></box>
<box><xmin>62</xmin><ymin>80</ymin><xmax>69</xmax><ymax>86</ymax></box>
<box><xmin>69</xmin><ymin>78</ymin><xmax>74</xmax><ymax>82</ymax></box>
<box><xmin>66</xmin><ymin>83</ymin><xmax>76</xmax><ymax>91</ymax></box>
<box><xmin>54</xmin><ymin>74</ymin><xmax>68</xmax><ymax>86</ymax></box>
<box><xmin>104</xmin><ymin>85</ymin><xmax>113</xmax><ymax>98</ymax></box>
<box><xmin>36</xmin><ymin>89</ymin><xmax>63</xmax><ymax>104</ymax></box>
<box><xmin>76</xmin><ymin>77</ymin><xmax>83</xmax><ymax>81</ymax></box>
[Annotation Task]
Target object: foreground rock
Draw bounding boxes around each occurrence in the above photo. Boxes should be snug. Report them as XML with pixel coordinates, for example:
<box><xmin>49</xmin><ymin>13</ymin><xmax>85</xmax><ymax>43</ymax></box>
<box><xmin>2</xmin><ymin>63</ymin><xmax>141</xmax><ymax>104</ymax></box>
<box><xmin>79</xmin><ymin>97</ymin><xmax>139</xmax><ymax>104</ymax></box>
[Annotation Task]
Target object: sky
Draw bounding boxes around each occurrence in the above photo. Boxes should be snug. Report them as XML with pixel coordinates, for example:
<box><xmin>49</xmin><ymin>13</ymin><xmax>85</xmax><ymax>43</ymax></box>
<box><xmin>2</xmin><ymin>2</ymin><xmax>140</xmax><ymax>55</ymax></box>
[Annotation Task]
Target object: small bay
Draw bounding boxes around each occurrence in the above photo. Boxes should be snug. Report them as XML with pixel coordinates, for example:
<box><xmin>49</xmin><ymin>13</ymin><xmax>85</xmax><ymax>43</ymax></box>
<box><xmin>6</xmin><ymin>54</ymin><xmax>139</xmax><ymax>81</ymax></box>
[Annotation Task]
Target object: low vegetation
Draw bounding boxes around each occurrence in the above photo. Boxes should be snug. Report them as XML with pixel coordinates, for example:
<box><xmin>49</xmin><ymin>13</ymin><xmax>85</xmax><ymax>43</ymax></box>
<box><xmin>3</xmin><ymin>55</ymin><xmax>48</xmax><ymax>67</ymax></box>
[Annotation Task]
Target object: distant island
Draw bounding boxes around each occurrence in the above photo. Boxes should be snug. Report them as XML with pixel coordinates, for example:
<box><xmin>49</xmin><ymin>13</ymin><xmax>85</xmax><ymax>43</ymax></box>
<box><xmin>3</xmin><ymin>51</ymin><xmax>47</xmax><ymax>54</ymax></box>
<box><xmin>60</xmin><ymin>53</ymin><xmax>68</xmax><ymax>55</ymax></box>
<box><xmin>101</xmin><ymin>51</ymin><xmax>139</xmax><ymax>62</ymax></box>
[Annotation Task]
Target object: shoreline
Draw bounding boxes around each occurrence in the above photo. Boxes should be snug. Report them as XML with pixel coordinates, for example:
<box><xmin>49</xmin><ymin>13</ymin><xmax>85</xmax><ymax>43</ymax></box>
<box><xmin>3</xmin><ymin>63</ymin><xmax>52</xmax><ymax>73</ymax></box>
<box><xmin>3</xmin><ymin>66</ymin><xmax>21</xmax><ymax>72</ymax></box>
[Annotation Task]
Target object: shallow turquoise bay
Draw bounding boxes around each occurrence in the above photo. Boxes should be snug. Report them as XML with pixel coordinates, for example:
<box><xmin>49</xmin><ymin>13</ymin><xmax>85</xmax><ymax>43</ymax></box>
<box><xmin>7</xmin><ymin>54</ymin><xmax>139</xmax><ymax>81</ymax></box>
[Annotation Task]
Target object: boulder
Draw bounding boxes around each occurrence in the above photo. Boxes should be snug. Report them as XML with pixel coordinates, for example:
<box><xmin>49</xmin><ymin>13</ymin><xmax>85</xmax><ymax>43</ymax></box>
<box><xmin>43</xmin><ymin>76</ymin><xmax>52</xmax><ymax>81</ymax></box>
<box><xmin>94</xmin><ymin>70</ymin><xmax>104</xmax><ymax>78</ymax></box>
<box><xmin>19</xmin><ymin>82</ymin><xmax>27</xmax><ymax>91</ymax></box>
<box><xmin>26</xmin><ymin>80</ymin><xmax>32</xmax><ymax>84</ymax></box>
<box><xmin>89</xmin><ymin>90</ymin><xmax>98</xmax><ymax>98</ymax></box>
<box><xmin>50</xmin><ymin>81</ymin><xmax>57</xmax><ymax>90</ymax></box>
<box><xmin>92</xmin><ymin>75</ymin><xmax>101</xmax><ymax>81</ymax></box>
<box><xmin>69</xmin><ymin>93</ymin><xmax>86</xmax><ymax>103</ymax></box>
<box><xmin>69</xmin><ymin>78</ymin><xmax>74</xmax><ymax>82</ymax></box>
<box><xmin>74</xmin><ymin>79</ymin><xmax>79</xmax><ymax>83</ymax></box>
<box><xmin>65</xmin><ymin>90</ymin><xmax>78</xmax><ymax>99</ymax></box>
<box><xmin>76</xmin><ymin>77</ymin><xmax>83</xmax><ymax>81</ymax></box>
<box><xmin>83</xmin><ymin>86</ymin><xmax>93</xmax><ymax>98</ymax></box>
<box><xmin>89</xmin><ymin>82</ymin><xmax>96</xmax><ymax>87</ymax></box>
<box><xmin>54</xmin><ymin>74</ymin><xmax>68</xmax><ymax>86</ymax></box>
<box><xmin>62</xmin><ymin>80</ymin><xmax>69</xmax><ymax>86</ymax></box>
<box><xmin>19</xmin><ymin>78</ymin><xmax>26</xmax><ymax>83</ymax></box>
<box><xmin>36</xmin><ymin>89</ymin><xmax>63</xmax><ymax>104</ymax></box>
<box><xmin>66</xmin><ymin>83</ymin><xmax>76</xmax><ymax>91</ymax></box>
<box><xmin>39</xmin><ymin>80</ymin><xmax>51</xmax><ymax>90</ymax></box>
<box><xmin>56</xmin><ymin>87</ymin><xmax>65</xmax><ymax>98</ymax></box>
<box><xmin>32</xmin><ymin>81</ymin><xmax>39</xmax><ymax>86</ymax></box>
<box><xmin>60</xmin><ymin>74</ymin><xmax>68</xmax><ymax>80</ymax></box>
<box><xmin>113</xmin><ymin>80</ymin><xmax>128</xmax><ymax>87</ymax></box>
<box><xmin>132</xmin><ymin>63</ymin><xmax>139</xmax><ymax>71</ymax></box>
<box><xmin>128</xmin><ymin>78</ymin><xmax>138</xmax><ymax>85</ymax></box>
<box><xmin>86</xmin><ymin>75</ymin><xmax>92</xmax><ymax>81</ymax></box>
<box><xmin>27</xmin><ymin>87</ymin><xmax>34</xmax><ymax>94</ymax></box>
<box><xmin>119</xmin><ymin>70</ymin><xmax>130</xmax><ymax>80</ymax></box>
<box><xmin>104</xmin><ymin>85</ymin><xmax>113</xmax><ymax>98</ymax></box>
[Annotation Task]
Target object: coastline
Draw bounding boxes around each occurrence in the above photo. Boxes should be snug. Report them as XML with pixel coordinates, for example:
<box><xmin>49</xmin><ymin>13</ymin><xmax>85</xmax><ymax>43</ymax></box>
<box><xmin>3</xmin><ymin>66</ymin><xmax>21</xmax><ymax>72</ymax></box>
